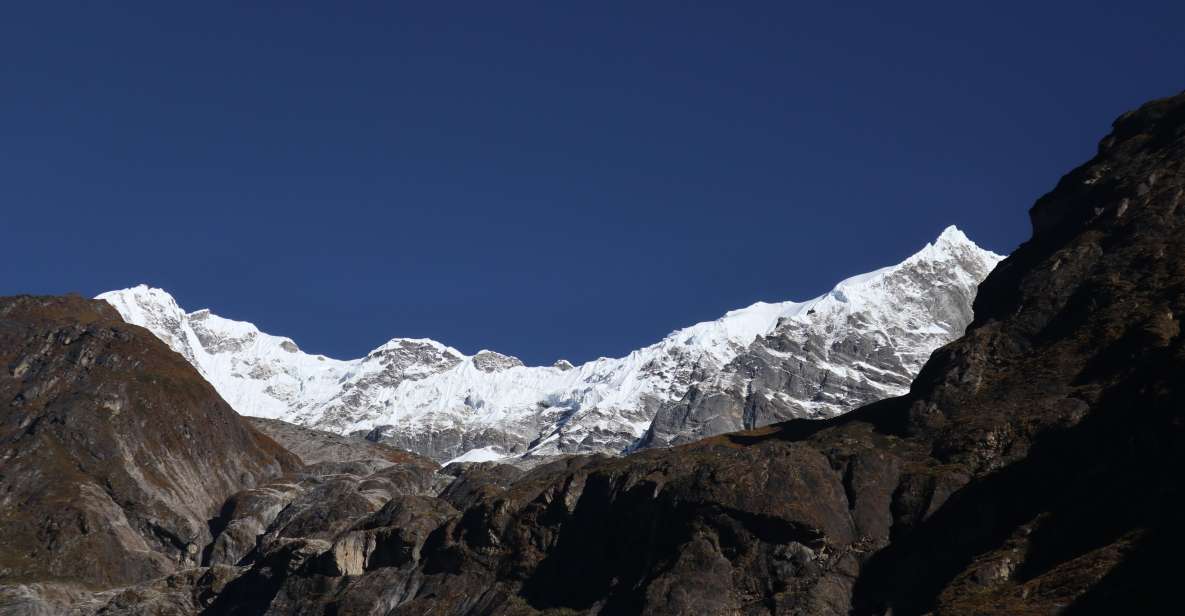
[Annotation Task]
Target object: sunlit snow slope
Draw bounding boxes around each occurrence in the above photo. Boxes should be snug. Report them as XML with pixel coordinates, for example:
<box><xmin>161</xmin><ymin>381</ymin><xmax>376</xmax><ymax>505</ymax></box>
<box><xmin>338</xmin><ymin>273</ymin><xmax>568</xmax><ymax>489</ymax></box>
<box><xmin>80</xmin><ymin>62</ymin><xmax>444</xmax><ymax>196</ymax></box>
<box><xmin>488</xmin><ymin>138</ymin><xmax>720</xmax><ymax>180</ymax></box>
<box><xmin>99</xmin><ymin>226</ymin><xmax>1002</xmax><ymax>462</ymax></box>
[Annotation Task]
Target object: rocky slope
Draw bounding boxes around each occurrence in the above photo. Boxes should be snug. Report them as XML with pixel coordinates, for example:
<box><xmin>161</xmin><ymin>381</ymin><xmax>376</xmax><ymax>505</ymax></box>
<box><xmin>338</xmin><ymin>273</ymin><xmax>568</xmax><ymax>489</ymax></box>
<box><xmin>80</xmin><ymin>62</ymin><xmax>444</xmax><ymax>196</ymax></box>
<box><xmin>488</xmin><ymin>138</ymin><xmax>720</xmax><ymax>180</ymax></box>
<box><xmin>0</xmin><ymin>296</ymin><xmax>299</xmax><ymax>591</ymax></box>
<box><xmin>98</xmin><ymin>228</ymin><xmax>1001</xmax><ymax>463</ymax></box>
<box><xmin>0</xmin><ymin>297</ymin><xmax>445</xmax><ymax>614</ymax></box>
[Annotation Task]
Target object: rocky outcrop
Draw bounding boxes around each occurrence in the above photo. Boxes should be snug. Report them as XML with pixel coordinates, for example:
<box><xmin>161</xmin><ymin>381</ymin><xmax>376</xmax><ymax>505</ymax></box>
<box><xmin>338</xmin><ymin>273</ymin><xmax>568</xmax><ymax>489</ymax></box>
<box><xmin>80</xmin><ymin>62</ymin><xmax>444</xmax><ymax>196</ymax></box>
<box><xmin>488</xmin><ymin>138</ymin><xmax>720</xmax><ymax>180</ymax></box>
<box><xmin>206</xmin><ymin>456</ymin><xmax>439</xmax><ymax>568</ymax></box>
<box><xmin>471</xmin><ymin>350</ymin><xmax>525</xmax><ymax>372</ymax></box>
<box><xmin>0</xmin><ymin>296</ymin><xmax>299</xmax><ymax>590</ymax></box>
<box><xmin>845</xmin><ymin>90</ymin><xmax>1185</xmax><ymax>614</ymax></box>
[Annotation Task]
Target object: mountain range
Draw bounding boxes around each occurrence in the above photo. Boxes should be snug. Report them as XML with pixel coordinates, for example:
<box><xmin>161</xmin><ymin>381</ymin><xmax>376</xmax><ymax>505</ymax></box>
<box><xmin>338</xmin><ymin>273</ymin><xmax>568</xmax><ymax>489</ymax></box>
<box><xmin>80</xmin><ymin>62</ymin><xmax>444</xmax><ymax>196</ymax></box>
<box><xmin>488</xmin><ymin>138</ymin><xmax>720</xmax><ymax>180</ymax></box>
<box><xmin>97</xmin><ymin>226</ymin><xmax>1002</xmax><ymax>463</ymax></box>
<box><xmin>2</xmin><ymin>90</ymin><xmax>1184</xmax><ymax>615</ymax></box>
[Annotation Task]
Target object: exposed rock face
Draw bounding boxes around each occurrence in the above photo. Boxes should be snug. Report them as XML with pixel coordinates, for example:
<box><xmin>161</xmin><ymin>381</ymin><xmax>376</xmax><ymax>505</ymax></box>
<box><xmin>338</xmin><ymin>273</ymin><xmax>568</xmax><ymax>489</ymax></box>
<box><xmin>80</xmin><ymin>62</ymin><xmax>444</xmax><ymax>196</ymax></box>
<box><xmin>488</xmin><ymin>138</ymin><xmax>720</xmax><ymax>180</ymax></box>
<box><xmin>471</xmin><ymin>350</ymin><xmax>525</xmax><ymax>373</ymax></box>
<box><xmin>846</xmin><ymin>91</ymin><xmax>1185</xmax><ymax>614</ymax></box>
<box><xmin>0</xmin><ymin>296</ymin><xmax>299</xmax><ymax>590</ymax></box>
<box><xmin>206</xmin><ymin>457</ymin><xmax>439</xmax><ymax>570</ymax></box>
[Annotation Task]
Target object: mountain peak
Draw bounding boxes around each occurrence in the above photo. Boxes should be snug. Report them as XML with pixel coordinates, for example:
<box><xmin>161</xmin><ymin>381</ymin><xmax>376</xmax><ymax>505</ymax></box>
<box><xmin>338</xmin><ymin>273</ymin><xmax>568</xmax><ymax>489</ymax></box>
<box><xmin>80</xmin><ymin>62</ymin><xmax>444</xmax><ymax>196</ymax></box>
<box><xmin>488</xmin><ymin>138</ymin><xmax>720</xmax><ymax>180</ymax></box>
<box><xmin>936</xmin><ymin>224</ymin><xmax>970</xmax><ymax>244</ymax></box>
<box><xmin>369</xmin><ymin>337</ymin><xmax>463</xmax><ymax>358</ymax></box>
<box><xmin>472</xmin><ymin>350</ymin><xmax>525</xmax><ymax>372</ymax></box>
<box><xmin>931</xmin><ymin>224</ymin><xmax>1002</xmax><ymax>258</ymax></box>
<box><xmin>97</xmin><ymin>284</ymin><xmax>181</xmax><ymax>312</ymax></box>
<box><xmin>895</xmin><ymin>225</ymin><xmax>1006</xmax><ymax>274</ymax></box>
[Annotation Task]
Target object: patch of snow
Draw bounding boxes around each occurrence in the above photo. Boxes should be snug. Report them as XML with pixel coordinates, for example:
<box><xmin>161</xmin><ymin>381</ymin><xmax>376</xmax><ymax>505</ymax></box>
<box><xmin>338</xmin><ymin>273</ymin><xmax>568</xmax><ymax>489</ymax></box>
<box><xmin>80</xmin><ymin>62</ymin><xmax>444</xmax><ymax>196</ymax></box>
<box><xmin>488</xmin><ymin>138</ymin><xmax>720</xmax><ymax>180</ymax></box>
<box><xmin>444</xmin><ymin>446</ymin><xmax>507</xmax><ymax>465</ymax></box>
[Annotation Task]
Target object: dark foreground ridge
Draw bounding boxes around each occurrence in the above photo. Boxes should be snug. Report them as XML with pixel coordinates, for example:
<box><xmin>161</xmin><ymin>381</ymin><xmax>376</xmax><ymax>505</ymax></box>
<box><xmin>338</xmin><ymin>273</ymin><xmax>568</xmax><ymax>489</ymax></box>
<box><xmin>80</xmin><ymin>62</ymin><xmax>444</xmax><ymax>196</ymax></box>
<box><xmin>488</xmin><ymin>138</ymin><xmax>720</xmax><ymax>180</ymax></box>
<box><xmin>3</xmin><ymin>90</ymin><xmax>1185</xmax><ymax>614</ymax></box>
<box><xmin>0</xmin><ymin>296</ymin><xmax>300</xmax><ymax>589</ymax></box>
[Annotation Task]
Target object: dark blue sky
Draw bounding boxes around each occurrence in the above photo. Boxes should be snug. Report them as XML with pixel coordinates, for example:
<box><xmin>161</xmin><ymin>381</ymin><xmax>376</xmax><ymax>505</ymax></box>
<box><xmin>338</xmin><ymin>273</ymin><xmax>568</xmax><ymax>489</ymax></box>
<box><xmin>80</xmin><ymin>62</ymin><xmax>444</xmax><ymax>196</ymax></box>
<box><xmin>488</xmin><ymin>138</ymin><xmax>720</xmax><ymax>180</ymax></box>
<box><xmin>3</xmin><ymin>2</ymin><xmax>1183</xmax><ymax>364</ymax></box>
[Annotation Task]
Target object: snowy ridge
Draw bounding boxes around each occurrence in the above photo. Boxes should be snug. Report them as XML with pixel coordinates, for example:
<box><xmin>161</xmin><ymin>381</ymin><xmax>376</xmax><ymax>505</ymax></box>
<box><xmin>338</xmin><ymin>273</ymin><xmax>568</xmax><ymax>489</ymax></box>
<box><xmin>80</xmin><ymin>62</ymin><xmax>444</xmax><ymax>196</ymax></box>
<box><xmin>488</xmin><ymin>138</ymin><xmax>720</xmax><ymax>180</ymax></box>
<box><xmin>98</xmin><ymin>226</ymin><xmax>1003</xmax><ymax>462</ymax></box>
<box><xmin>636</xmin><ymin>226</ymin><xmax>1004</xmax><ymax>449</ymax></box>
<box><xmin>98</xmin><ymin>287</ymin><xmax>354</xmax><ymax>422</ymax></box>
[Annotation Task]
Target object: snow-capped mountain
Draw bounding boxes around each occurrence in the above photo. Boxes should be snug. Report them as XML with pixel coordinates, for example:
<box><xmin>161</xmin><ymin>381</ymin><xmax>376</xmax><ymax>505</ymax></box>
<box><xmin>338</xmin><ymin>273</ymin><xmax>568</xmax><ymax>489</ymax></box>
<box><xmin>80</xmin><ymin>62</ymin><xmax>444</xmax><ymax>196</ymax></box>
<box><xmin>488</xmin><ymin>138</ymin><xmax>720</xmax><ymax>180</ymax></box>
<box><xmin>97</xmin><ymin>226</ymin><xmax>1002</xmax><ymax>463</ymax></box>
<box><xmin>638</xmin><ymin>226</ymin><xmax>1002</xmax><ymax>449</ymax></box>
